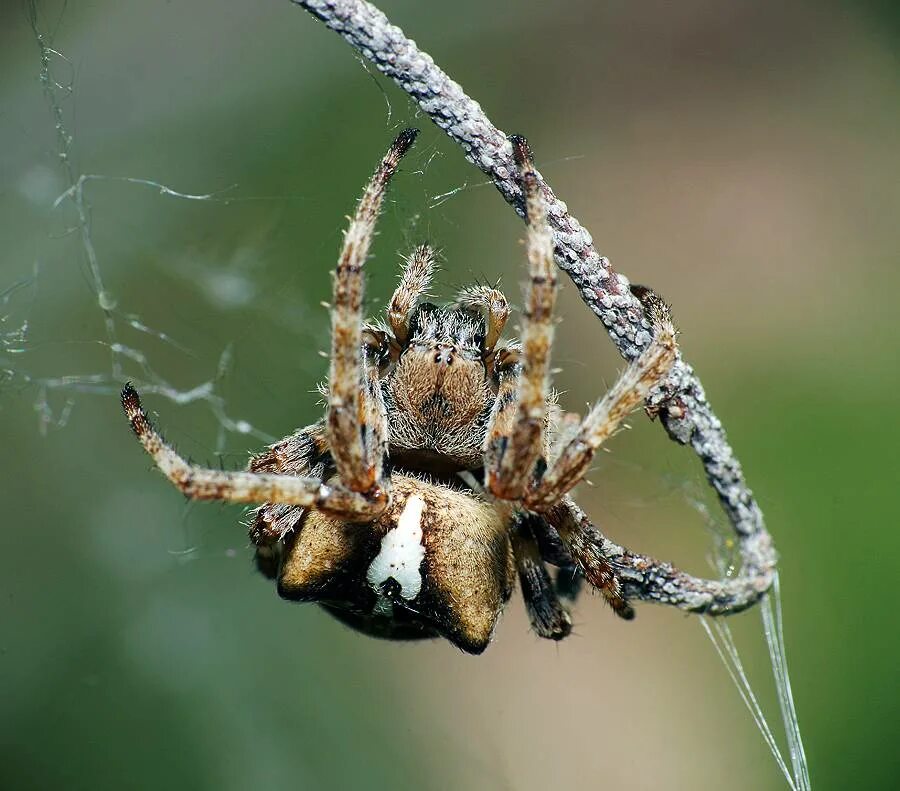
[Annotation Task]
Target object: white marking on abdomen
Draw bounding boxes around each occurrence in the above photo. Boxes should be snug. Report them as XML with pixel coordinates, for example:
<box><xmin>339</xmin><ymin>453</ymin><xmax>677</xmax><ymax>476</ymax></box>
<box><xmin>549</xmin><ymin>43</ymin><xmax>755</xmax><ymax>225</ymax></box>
<box><xmin>366</xmin><ymin>494</ymin><xmax>426</xmax><ymax>600</ymax></box>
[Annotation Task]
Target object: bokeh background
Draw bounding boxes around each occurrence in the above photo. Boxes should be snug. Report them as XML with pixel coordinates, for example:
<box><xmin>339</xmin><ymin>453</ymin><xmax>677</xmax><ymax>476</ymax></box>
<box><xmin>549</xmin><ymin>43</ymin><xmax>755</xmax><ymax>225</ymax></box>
<box><xmin>1</xmin><ymin>1</ymin><xmax>897</xmax><ymax>789</ymax></box>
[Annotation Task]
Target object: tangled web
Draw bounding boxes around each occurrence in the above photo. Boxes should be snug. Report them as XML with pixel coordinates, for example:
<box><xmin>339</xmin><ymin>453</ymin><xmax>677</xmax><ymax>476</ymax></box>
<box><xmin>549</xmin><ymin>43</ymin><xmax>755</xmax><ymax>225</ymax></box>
<box><xmin>4</xmin><ymin>4</ymin><xmax>275</xmax><ymax>449</ymax></box>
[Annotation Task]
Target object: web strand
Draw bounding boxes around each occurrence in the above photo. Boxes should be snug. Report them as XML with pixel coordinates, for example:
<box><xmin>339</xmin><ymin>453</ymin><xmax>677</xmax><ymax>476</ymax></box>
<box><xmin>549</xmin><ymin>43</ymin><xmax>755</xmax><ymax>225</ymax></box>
<box><xmin>700</xmin><ymin>574</ymin><xmax>811</xmax><ymax>791</ymax></box>
<box><xmin>8</xmin><ymin>3</ymin><xmax>274</xmax><ymax>448</ymax></box>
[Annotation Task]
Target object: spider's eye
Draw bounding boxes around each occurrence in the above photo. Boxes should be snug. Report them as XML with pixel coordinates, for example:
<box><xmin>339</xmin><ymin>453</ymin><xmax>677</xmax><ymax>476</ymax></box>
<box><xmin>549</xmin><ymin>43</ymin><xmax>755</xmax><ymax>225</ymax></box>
<box><xmin>473</xmin><ymin>332</ymin><xmax>485</xmax><ymax>349</ymax></box>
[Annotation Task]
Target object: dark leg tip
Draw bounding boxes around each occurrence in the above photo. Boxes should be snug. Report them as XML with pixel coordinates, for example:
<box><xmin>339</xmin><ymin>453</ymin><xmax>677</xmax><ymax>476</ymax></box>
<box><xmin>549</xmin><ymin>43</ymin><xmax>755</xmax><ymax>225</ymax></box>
<box><xmin>121</xmin><ymin>381</ymin><xmax>140</xmax><ymax>413</ymax></box>
<box><xmin>392</xmin><ymin>127</ymin><xmax>420</xmax><ymax>156</ymax></box>
<box><xmin>121</xmin><ymin>381</ymin><xmax>148</xmax><ymax>436</ymax></box>
<box><xmin>509</xmin><ymin>134</ymin><xmax>532</xmax><ymax>168</ymax></box>
<box><xmin>510</xmin><ymin>135</ymin><xmax>540</xmax><ymax>202</ymax></box>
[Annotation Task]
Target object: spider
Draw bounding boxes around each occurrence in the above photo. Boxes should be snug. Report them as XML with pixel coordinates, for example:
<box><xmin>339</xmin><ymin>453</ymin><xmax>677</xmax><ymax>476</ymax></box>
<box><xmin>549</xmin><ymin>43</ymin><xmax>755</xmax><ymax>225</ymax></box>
<box><xmin>121</xmin><ymin>129</ymin><xmax>677</xmax><ymax>654</ymax></box>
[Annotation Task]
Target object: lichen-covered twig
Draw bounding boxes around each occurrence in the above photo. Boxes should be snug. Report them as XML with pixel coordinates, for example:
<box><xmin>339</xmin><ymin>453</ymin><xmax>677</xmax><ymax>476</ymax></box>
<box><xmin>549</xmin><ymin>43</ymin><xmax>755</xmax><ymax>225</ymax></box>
<box><xmin>291</xmin><ymin>0</ymin><xmax>776</xmax><ymax>614</ymax></box>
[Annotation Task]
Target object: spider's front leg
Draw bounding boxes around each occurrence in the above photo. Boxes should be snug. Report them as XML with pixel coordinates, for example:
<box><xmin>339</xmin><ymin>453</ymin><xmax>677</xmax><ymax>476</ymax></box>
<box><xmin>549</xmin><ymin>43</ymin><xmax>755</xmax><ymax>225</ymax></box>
<box><xmin>483</xmin><ymin>137</ymin><xmax>677</xmax><ymax>618</ymax></box>
<box><xmin>120</xmin><ymin>131</ymin><xmax>420</xmax><ymax>523</ymax></box>
<box><xmin>484</xmin><ymin>135</ymin><xmax>557</xmax><ymax>501</ymax></box>
<box><xmin>485</xmin><ymin>135</ymin><xmax>677</xmax><ymax>513</ymax></box>
<box><xmin>326</xmin><ymin>128</ymin><xmax>418</xmax><ymax>503</ymax></box>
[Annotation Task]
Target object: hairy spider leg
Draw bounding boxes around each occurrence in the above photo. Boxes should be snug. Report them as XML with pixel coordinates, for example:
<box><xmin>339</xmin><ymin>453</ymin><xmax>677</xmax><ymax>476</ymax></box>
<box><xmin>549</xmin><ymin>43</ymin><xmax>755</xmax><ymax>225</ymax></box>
<box><xmin>388</xmin><ymin>242</ymin><xmax>435</xmax><ymax>344</ymax></box>
<box><xmin>544</xmin><ymin>496</ymin><xmax>635</xmax><ymax>619</ymax></box>
<box><xmin>485</xmin><ymin>135</ymin><xmax>557</xmax><ymax>500</ymax></box>
<box><xmin>511</xmin><ymin>512</ymin><xmax>572</xmax><ymax>640</ymax></box>
<box><xmin>524</xmin><ymin>296</ymin><xmax>676</xmax><ymax>511</ymax></box>
<box><xmin>328</xmin><ymin>128</ymin><xmax>419</xmax><ymax>495</ymax></box>
<box><xmin>456</xmin><ymin>284</ymin><xmax>509</xmax><ymax>355</ymax></box>
<box><xmin>121</xmin><ymin>385</ymin><xmax>386</xmax><ymax>518</ymax></box>
<box><xmin>516</xmin><ymin>293</ymin><xmax>675</xmax><ymax>614</ymax></box>
<box><xmin>477</xmin><ymin>137</ymin><xmax>677</xmax><ymax>617</ymax></box>
<box><xmin>523</xmin><ymin>509</ymin><xmax>584</xmax><ymax>602</ymax></box>
<box><xmin>483</xmin><ymin>347</ymin><xmax>522</xmax><ymax>479</ymax></box>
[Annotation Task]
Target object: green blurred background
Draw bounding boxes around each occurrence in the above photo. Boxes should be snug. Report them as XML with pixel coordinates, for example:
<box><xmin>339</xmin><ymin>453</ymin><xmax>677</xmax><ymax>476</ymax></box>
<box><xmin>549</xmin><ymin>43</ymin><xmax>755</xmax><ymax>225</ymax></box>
<box><xmin>1</xmin><ymin>1</ymin><xmax>897</xmax><ymax>789</ymax></box>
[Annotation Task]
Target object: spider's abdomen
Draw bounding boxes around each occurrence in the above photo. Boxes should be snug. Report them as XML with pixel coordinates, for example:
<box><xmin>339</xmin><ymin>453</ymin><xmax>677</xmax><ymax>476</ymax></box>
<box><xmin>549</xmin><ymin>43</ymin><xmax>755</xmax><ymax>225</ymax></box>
<box><xmin>276</xmin><ymin>474</ymin><xmax>515</xmax><ymax>654</ymax></box>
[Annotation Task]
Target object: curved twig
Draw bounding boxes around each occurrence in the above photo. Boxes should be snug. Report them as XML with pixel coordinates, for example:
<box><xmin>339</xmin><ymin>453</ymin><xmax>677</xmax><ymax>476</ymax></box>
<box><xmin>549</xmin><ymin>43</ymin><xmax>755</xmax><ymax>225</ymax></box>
<box><xmin>291</xmin><ymin>0</ymin><xmax>776</xmax><ymax>615</ymax></box>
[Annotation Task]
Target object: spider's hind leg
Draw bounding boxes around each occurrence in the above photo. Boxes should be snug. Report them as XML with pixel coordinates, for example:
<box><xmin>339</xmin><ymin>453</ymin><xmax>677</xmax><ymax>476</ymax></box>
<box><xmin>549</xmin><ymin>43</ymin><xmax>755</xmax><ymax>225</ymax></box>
<box><xmin>544</xmin><ymin>497</ymin><xmax>635</xmax><ymax>620</ymax></box>
<box><xmin>512</xmin><ymin>513</ymin><xmax>572</xmax><ymax>640</ymax></box>
<box><xmin>553</xmin><ymin>565</ymin><xmax>584</xmax><ymax>602</ymax></box>
<box><xmin>526</xmin><ymin>509</ymin><xmax>584</xmax><ymax>602</ymax></box>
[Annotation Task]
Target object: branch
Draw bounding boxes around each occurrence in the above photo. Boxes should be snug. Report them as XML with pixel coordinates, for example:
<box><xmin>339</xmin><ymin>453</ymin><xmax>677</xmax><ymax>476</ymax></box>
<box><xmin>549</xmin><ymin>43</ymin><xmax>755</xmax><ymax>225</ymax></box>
<box><xmin>291</xmin><ymin>0</ymin><xmax>776</xmax><ymax>614</ymax></box>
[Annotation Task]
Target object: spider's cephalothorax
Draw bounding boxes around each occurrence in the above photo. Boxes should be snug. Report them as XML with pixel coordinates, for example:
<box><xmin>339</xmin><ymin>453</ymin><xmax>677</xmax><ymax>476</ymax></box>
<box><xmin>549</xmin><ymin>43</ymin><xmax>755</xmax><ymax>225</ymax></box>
<box><xmin>383</xmin><ymin>301</ymin><xmax>494</xmax><ymax>472</ymax></box>
<box><xmin>122</xmin><ymin>129</ymin><xmax>677</xmax><ymax>654</ymax></box>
